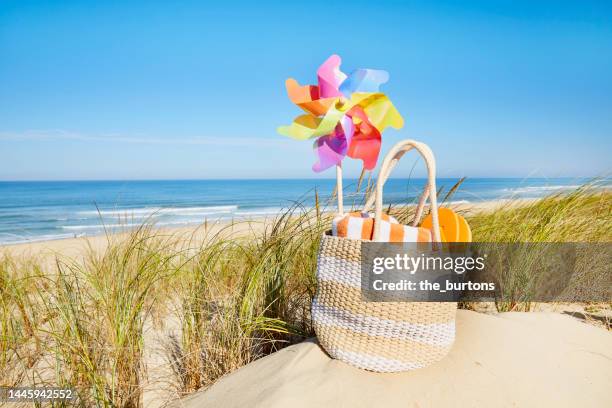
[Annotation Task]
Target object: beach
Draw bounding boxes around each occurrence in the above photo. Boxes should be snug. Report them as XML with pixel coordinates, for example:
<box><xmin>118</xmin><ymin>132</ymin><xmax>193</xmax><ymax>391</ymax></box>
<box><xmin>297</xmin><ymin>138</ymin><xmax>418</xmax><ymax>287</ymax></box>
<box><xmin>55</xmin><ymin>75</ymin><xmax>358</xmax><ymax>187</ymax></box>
<box><xmin>1</xmin><ymin>189</ymin><xmax>610</xmax><ymax>407</ymax></box>
<box><xmin>0</xmin><ymin>198</ymin><xmax>536</xmax><ymax>266</ymax></box>
<box><xmin>3</xmin><ymin>2</ymin><xmax>611</xmax><ymax>406</ymax></box>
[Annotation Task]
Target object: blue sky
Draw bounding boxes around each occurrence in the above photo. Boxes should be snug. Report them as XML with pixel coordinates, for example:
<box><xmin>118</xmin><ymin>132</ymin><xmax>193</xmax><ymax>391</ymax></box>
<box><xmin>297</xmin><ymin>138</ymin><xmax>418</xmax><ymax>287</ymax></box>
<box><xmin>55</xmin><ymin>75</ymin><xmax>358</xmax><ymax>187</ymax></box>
<box><xmin>0</xmin><ymin>0</ymin><xmax>610</xmax><ymax>180</ymax></box>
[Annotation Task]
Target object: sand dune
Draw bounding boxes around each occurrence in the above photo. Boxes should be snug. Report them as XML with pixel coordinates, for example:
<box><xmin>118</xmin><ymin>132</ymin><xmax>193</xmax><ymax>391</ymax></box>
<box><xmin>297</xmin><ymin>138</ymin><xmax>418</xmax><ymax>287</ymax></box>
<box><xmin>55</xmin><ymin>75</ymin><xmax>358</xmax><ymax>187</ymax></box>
<box><xmin>176</xmin><ymin>310</ymin><xmax>611</xmax><ymax>408</ymax></box>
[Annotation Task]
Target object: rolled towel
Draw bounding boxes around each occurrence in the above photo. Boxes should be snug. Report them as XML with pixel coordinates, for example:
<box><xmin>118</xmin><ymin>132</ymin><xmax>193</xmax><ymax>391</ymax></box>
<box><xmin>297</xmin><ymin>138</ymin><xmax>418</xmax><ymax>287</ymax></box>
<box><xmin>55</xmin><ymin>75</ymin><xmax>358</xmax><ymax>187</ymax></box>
<box><xmin>332</xmin><ymin>211</ymin><xmax>432</xmax><ymax>242</ymax></box>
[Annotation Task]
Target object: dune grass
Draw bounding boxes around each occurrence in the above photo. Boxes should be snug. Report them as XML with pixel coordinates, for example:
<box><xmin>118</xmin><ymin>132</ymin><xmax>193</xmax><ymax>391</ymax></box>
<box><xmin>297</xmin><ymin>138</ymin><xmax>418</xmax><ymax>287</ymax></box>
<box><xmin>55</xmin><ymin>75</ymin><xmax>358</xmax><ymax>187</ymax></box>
<box><xmin>467</xmin><ymin>186</ymin><xmax>611</xmax><ymax>311</ymax></box>
<box><xmin>0</xmin><ymin>185</ymin><xmax>610</xmax><ymax>406</ymax></box>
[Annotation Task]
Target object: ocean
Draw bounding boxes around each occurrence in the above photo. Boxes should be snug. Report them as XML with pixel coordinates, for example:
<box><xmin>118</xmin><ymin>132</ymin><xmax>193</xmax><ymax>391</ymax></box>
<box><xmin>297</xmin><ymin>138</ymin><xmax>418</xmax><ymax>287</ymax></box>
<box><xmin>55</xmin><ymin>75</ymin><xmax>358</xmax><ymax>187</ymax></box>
<box><xmin>0</xmin><ymin>178</ymin><xmax>599</xmax><ymax>245</ymax></box>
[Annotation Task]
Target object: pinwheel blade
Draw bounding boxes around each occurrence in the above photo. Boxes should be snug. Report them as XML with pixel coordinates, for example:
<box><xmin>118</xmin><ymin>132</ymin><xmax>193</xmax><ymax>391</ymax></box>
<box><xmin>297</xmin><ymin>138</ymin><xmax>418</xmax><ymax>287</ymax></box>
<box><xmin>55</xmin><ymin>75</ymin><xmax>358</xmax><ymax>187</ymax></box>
<box><xmin>277</xmin><ymin>104</ymin><xmax>345</xmax><ymax>140</ymax></box>
<box><xmin>339</xmin><ymin>69</ymin><xmax>389</xmax><ymax>97</ymax></box>
<box><xmin>346</xmin><ymin>106</ymin><xmax>382</xmax><ymax>170</ymax></box>
<box><xmin>312</xmin><ymin>131</ymin><xmax>347</xmax><ymax>172</ymax></box>
<box><xmin>348</xmin><ymin>132</ymin><xmax>381</xmax><ymax>170</ymax></box>
<box><xmin>285</xmin><ymin>78</ymin><xmax>337</xmax><ymax>116</ymax></box>
<box><xmin>317</xmin><ymin>54</ymin><xmax>347</xmax><ymax>98</ymax></box>
<box><xmin>349</xmin><ymin>92</ymin><xmax>404</xmax><ymax>133</ymax></box>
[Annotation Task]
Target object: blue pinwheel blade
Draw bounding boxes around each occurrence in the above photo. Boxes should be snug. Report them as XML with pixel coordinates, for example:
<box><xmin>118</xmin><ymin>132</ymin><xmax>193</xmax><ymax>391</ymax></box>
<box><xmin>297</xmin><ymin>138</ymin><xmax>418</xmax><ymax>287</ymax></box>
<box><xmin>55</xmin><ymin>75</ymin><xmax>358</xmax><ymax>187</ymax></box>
<box><xmin>339</xmin><ymin>69</ymin><xmax>390</xmax><ymax>97</ymax></box>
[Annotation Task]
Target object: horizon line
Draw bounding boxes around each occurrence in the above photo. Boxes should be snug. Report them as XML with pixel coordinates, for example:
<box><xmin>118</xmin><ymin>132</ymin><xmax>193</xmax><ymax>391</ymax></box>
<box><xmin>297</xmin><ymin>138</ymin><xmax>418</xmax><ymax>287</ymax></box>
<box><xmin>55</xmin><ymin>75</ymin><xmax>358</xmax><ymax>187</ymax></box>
<box><xmin>0</xmin><ymin>176</ymin><xmax>598</xmax><ymax>183</ymax></box>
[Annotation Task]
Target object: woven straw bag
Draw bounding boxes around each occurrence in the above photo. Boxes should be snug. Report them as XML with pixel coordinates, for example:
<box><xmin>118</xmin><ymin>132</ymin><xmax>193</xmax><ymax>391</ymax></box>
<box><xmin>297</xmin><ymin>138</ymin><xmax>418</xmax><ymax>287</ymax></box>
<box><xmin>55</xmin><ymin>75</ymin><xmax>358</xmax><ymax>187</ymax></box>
<box><xmin>312</xmin><ymin>140</ymin><xmax>457</xmax><ymax>372</ymax></box>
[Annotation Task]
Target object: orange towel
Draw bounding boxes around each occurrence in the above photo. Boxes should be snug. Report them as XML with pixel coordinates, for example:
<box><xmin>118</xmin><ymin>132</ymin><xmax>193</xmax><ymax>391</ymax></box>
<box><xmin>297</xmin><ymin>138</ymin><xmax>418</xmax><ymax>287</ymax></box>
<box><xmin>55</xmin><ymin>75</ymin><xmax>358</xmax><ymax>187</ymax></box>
<box><xmin>332</xmin><ymin>212</ymin><xmax>432</xmax><ymax>243</ymax></box>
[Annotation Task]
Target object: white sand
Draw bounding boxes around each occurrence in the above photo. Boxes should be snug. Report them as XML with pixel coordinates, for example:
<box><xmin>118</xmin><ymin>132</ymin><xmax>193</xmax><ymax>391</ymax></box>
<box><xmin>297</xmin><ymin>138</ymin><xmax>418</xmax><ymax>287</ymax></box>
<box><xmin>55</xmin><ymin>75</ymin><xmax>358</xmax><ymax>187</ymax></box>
<box><xmin>0</xmin><ymin>219</ymin><xmax>265</xmax><ymax>269</ymax></box>
<box><xmin>176</xmin><ymin>310</ymin><xmax>611</xmax><ymax>408</ymax></box>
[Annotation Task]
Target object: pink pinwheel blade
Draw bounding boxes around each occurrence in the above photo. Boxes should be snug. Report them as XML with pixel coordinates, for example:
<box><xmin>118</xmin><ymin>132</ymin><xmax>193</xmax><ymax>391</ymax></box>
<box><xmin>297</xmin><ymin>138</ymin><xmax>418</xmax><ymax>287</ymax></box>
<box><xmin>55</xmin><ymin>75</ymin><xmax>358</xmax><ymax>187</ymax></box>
<box><xmin>339</xmin><ymin>115</ymin><xmax>354</xmax><ymax>147</ymax></box>
<box><xmin>317</xmin><ymin>55</ymin><xmax>347</xmax><ymax>98</ymax></box>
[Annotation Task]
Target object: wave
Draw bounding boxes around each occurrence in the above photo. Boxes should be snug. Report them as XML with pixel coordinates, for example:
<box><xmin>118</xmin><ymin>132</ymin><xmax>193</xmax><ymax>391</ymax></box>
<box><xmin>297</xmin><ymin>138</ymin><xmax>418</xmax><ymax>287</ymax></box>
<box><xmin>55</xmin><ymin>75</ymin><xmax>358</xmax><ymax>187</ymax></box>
<box><xmin>234</xmin><ymin>207</ymin><xmax>284</xmax><ymax>217</ymax></box>
<box><xmin>0</xmin><ymin>232</ymin><xmax>77</xmax><ymax>245</ymax></box>
<box><xmin>77</xmin><ymin>205</ymin><xmax>238</xmax><ymax>216</ymax></box>
<box><xmin>62</xmin><ymin>223</ymin><xmax>141</xmax><ymax>230</ymax></box>
<box><xmin>61</xmin><ymin>207</ymin><xmax>293</xmax><ymax>230</ymax></box>
<box><xmin>344</xmin><ymin>192</ymin><xmax>367</xmax><ymax>198</ymax></box>
<box><xmin>502</xmin><ymin>185</ymin><xmax>581</xmax><ymax>194</ymax></box>
<box><xmin>60</xmin><ymin>218</ymin><xmax>214</xmax><ymax>231</ymax></box>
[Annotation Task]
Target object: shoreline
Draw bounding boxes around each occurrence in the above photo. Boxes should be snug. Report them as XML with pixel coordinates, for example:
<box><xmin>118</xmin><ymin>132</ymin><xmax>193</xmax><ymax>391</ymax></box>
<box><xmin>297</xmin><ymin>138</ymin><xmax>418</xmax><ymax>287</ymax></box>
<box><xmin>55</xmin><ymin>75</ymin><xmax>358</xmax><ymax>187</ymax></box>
<box><xmin>0</xmin><ymin>198</ymin><xmax>534</xmax><ymax>261</ymax></box>
<box><xmin>3</xmin><ymin>178</ymin><xmax>605</xmax><ymax>249</ymax></box>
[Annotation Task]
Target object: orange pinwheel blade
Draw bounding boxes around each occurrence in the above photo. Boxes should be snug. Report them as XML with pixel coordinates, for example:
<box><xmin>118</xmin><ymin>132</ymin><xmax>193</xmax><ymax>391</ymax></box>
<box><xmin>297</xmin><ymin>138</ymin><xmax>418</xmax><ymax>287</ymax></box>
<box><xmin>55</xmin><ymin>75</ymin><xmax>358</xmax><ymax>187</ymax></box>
<box><xmin>285</xmin><ymin>78</ymin><xmax>338</xmax><ymax>116</ymax></box>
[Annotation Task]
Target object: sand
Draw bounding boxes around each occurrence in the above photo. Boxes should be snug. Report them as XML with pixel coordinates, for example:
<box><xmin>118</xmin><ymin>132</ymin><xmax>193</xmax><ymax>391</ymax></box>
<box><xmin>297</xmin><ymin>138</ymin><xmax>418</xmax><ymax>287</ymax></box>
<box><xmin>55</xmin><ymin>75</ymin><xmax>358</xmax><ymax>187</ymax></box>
<box><xmin>0</xmin><ymin>219</ymin><xmax>265</xmax><ymax>268</ymax></box>
<box><xmin>175</xmin><ymin>310</ymin><xmax>612</xmax><ymax>408</ymax></box>
<box><xmin>8</xmin><ymin>197</ymin><xmax>605</xmax><ymax>407</ymax></box>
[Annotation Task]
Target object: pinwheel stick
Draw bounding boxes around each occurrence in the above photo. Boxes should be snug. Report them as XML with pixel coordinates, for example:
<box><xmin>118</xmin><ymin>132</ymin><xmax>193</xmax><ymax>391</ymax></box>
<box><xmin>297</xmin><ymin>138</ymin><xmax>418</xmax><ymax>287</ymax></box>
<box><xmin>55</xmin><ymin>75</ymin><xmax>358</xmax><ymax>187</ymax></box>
<box><xmin>336</xmin><ymin>164</ymin><xmax>344</xmax><ymax>215</ymax></box>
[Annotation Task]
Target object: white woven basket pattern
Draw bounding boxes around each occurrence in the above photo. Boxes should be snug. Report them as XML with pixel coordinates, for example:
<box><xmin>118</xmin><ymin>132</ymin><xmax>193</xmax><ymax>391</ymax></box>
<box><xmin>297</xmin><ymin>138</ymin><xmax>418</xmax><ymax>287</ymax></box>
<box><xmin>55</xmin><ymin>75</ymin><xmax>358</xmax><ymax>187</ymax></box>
<box><xmin>312</xmin><ymin>234</ymin><xmax>456</xmax><ymax>372</ymax></box>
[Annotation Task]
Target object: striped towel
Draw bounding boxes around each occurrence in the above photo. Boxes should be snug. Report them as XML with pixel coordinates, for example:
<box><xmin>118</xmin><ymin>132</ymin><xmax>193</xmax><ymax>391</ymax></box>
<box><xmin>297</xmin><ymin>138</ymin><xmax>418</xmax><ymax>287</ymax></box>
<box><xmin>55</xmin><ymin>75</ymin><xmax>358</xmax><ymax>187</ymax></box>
<box><xmin>332</xmin><ymin>211</ymin><xmax>432</xmax><ymax>242</ymax></box>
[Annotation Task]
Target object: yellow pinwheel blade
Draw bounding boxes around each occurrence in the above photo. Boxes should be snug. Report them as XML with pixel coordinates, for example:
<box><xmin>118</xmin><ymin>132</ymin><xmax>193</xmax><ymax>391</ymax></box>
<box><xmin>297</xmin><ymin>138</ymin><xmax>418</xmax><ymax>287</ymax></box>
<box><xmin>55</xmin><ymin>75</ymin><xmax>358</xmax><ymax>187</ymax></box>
<box><xmin>277</xmin><ymin>105</ymin><xmax>345</xmax><ymax>140</ymax></box>
<box><xmin>350</xmin><ymin>93</ymin><xmax>404</xmax><ymax>133</ymax></box>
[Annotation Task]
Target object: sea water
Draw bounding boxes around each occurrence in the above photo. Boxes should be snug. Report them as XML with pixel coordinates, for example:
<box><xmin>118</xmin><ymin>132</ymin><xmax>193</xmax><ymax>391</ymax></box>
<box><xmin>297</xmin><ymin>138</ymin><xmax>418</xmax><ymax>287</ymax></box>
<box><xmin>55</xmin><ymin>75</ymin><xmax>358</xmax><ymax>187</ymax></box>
<box><xmin>0</xmin><ymin>178</ymin><xmax>601</xmax><ymax>245</ymax></box>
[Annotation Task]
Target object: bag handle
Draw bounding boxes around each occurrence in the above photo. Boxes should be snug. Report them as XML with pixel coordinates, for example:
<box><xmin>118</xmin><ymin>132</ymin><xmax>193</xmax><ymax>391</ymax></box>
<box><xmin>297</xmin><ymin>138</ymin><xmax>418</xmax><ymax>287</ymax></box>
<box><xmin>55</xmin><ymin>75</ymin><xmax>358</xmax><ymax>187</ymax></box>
<box><xmin>370</xmin><ymin>140</ymin><xmax>442</xmax><ymax>243</ymax></box>
<box><xmin>363</xmin><ymin>145</ymin><xmax>431</xmax><ymax>226</ymax></box>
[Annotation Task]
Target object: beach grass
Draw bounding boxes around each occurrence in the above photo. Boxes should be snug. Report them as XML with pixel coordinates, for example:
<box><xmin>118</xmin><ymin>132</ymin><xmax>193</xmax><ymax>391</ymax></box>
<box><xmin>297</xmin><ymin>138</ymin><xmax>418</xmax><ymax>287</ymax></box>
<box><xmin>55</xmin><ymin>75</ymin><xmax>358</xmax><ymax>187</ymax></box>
<box><xmin>0</xmin><ymin>185</ymin><xmax>610</xmax><ymax>406</ymax></box>
<box><xmin>466</xmin><ymin>185</ymin><xmax>611</xmax><ymax>311</ymax></box>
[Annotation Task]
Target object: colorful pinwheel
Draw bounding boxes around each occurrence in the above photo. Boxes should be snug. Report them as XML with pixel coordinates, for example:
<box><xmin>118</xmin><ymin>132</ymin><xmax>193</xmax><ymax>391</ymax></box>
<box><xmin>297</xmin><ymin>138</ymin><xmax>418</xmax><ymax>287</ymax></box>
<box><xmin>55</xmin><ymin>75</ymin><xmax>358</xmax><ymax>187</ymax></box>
<box><xmin>277</xmin><ymin>55</ymin><xmax>404</xmax><ymax>173</ymax></box>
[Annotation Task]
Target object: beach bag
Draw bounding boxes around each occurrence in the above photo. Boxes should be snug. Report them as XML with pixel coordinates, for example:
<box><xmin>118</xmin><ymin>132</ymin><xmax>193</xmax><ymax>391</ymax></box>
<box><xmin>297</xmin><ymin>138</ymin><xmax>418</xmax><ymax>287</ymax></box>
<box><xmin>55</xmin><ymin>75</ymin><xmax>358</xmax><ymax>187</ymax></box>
<box><xmin>312</xmin><ymin>139</ymin><xmax>457</xmax><ymax>372</ymax></box>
